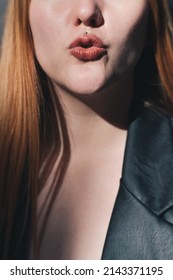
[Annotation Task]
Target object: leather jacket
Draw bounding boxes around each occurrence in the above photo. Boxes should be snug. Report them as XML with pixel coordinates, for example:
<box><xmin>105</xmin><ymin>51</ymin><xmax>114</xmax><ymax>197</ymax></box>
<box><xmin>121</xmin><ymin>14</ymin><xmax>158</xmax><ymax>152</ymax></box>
<box><xmin>102</xmin><ymin>109</ymin><xmax>173</xmax><ymax>259</ymax></box>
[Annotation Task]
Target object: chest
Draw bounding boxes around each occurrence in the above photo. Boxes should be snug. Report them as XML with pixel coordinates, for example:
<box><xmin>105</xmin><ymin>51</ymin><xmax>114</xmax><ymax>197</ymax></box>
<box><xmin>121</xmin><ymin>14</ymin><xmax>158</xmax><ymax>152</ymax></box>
<box><xmin>37</xmin><ymin>159</ymin><xmax>121</xmax><ymax>260</ymax></box>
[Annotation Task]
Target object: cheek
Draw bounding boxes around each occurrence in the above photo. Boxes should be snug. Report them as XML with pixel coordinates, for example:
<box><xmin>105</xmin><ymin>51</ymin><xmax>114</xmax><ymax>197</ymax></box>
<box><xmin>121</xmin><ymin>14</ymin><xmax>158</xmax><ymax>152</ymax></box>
<box><xmin>107</xmin><ymin>5</ymin><xmax>149</xmax><ymax>75</ymax></box>
<box><xmin>29</xmin><ymin>7</ymin><xmax>52</xmax><ymax>61</ymax></box>
<box><xmin>29</xmin><ymin>3</ymin><xmax>64</xmax><ymax>74</ymax></box>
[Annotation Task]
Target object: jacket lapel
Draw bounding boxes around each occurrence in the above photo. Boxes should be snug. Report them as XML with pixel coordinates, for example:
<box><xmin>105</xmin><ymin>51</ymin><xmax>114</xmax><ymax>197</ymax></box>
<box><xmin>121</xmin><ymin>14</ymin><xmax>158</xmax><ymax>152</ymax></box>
<box><xmin>122</xmin><ymin>109</ymin><xmax>173</xmax><ymax>223</ymax></box>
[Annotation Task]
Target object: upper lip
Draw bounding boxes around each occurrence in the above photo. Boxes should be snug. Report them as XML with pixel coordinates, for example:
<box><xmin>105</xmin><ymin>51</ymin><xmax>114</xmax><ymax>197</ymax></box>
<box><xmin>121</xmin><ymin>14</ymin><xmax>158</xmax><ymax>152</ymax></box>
<box><xmin>69</xmin><ymin>34</ymin><xmax>107</xmax><ymax>49</ymax></box>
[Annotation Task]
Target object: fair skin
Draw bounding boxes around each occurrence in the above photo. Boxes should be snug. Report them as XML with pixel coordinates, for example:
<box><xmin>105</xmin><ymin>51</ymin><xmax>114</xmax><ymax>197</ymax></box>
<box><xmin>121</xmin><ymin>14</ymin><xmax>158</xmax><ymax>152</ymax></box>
<box><xmin>29</xmin><ymin>0</ymin><xmax>149</xmax><ymax>259</ymax></box>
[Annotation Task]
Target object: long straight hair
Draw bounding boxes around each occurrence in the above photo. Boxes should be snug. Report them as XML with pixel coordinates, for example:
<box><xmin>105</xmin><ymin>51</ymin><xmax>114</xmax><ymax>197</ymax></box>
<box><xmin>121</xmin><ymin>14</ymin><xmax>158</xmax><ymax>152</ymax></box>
<box><xmin>149</xmin><ymin>0</ymin><xmax>173</xmax><ymax>106</ymax></box>
<box><xmin>0</xmin><ymin>0</ymin><xmax>70</xmax><ymax>258</ymax></box>
<box><xmin>0</xmin><ymin>0</ymin><xmax>173</xmax><ymax>259</ymax></box>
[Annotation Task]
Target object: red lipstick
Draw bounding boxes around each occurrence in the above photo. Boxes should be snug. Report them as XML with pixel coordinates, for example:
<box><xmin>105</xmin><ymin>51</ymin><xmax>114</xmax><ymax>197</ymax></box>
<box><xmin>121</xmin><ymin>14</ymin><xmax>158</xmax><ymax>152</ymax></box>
<box><xmin>69</xmin><ymin>35</ymin><xmax>107</xmax><ymax>61</ymax></box>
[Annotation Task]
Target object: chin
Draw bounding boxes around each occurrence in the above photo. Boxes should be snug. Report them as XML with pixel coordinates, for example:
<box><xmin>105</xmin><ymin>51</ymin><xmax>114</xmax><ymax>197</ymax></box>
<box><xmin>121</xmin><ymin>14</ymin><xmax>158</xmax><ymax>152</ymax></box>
<box><xmin>64</xmin><ymin>81</ymin><xmax>104</xmax><ymax>95</ymax></box>
<box><xmin>61</xmin><ymin>70</ymin><xmax>106</xmax><ymax>95</ymax></box>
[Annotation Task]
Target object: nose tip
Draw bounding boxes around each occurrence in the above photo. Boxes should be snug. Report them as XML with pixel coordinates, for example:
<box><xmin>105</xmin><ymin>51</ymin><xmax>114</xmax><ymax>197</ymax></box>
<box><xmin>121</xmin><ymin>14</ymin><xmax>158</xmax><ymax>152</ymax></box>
<box><xmin>78</xmin><ymin>10</ymin><xmax>104</xmax><ymax>27</ymax></box>
<box><xmin>75</xmin><ymin>3</ymin><xmax>104</xmax><ymax>28</ymax></box>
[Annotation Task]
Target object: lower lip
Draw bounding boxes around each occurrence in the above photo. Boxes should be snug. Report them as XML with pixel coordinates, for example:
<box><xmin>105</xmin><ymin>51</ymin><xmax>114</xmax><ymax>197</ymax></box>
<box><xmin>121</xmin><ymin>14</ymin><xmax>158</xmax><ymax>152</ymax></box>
<box><xmin>70</xmin><ymin>47</ymin><xmax>107</xmax><ymax>61</ymax></box>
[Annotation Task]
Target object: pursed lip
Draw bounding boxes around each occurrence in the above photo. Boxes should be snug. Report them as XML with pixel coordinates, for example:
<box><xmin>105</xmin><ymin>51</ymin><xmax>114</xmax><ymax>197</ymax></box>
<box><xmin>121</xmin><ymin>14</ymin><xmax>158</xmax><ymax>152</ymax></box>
<box><xmin>69</xmin><ymin>34</ymin><xmax>108</xmax><ymax>61</ymax></box>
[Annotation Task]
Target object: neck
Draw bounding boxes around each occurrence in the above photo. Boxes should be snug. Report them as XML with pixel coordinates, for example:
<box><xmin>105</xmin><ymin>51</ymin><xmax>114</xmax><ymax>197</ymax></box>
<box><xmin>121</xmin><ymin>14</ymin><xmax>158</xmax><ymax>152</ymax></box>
<box><xmin>52</xmin><ymin>72</ymin><xmax>134</xmax><ymax>150</ymax></box>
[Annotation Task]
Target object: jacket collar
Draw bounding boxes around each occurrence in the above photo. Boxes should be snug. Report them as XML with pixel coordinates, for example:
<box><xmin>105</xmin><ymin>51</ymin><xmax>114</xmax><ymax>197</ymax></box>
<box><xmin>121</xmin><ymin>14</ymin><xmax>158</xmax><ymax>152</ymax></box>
<box><xmin>122</xmin><ymin>109</ymin><xmax>173</xmax><ymax>223</ymax></box>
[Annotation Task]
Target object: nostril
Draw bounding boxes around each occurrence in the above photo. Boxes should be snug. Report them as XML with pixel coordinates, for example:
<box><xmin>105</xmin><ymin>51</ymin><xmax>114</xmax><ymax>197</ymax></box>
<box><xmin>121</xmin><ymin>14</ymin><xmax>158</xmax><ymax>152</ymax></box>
<box><xmin>90</xmin><ymin>17</ymin><xmax>97</xmax><ymax>27</ymax></box>
<box><xmin>76</xmin><ymin>18</ymin><xmax>82</xmax><ymax>25</ymax></box>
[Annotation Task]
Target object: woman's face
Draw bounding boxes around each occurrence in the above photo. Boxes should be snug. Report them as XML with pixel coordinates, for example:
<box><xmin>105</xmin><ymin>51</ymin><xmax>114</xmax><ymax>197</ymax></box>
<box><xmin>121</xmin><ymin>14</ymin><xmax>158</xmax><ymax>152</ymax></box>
<box><xmin>29</xmin><ymin>0</ymin><xmax>149</xmax><ymax>95</ymax></box>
